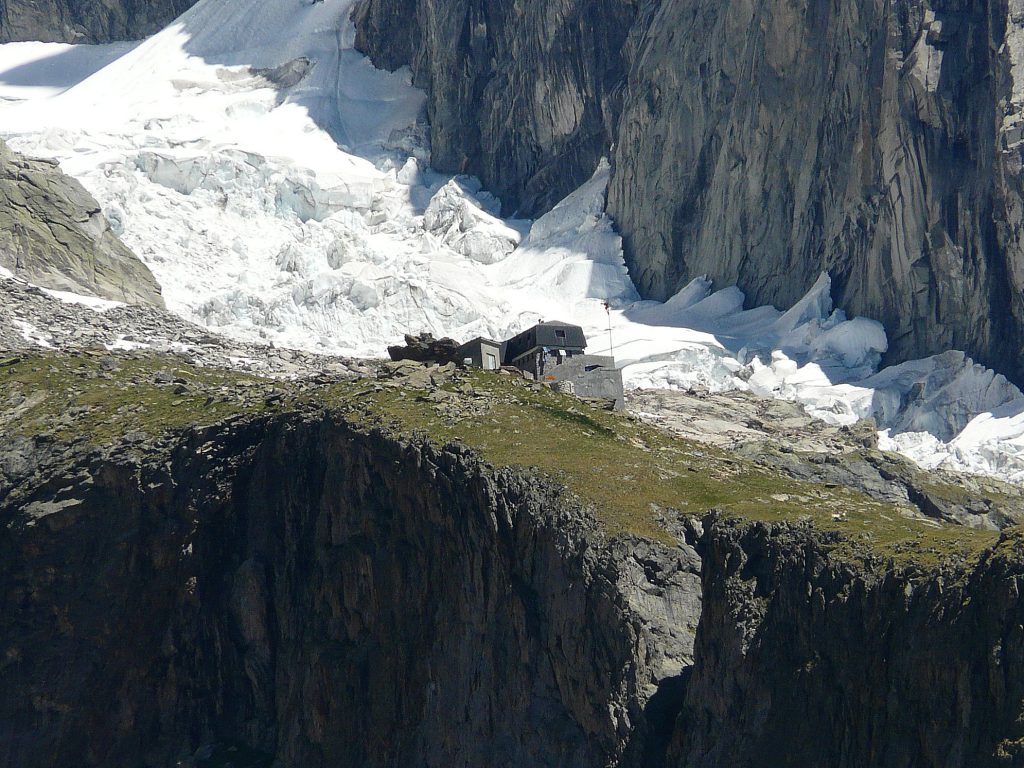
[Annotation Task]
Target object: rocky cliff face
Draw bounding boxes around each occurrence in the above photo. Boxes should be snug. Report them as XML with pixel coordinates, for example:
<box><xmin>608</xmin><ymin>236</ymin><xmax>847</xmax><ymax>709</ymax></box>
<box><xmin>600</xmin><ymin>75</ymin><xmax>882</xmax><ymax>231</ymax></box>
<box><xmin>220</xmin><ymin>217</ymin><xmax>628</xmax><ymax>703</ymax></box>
<box><xmin>0</xmin><ymin>412</ymin><xmax>700</xmax><ymax>768</ymax></box>
<box><xmin>0</xmin><ymin>0</ymin><xmax>194</xmax><ymax>43</ymax></box>
<box><xmin>352</xmin><ymin>0</ymin><xmax>638</xmax><ymax>217</ymax></box>
<box><xmin>0</xmin><ymin>140</ymin><xmax>163</xmax><ymax>306</ymax></box>
<box><xmin>608</xmin><ymin>0</ymin><xmax>1024</xmax><ymax>381</ymax></box>
<box><xmin>6</xmin><ymin>403</ymin><xmax>1024</xmax><ymax>766</ymax></box>
<box><xmin>5</xmin><ymin>352</ymin><xmax>1024</xmax><ymax>766</ymax></box>
<box><xmin>670</xmin><ymin>517</ymin><xmax>1024</xmax><ymax>768</ymax></box>
<box><xmin>353</xmin><ymin>0</ymin><xmax>1024</xmax><ymax>383</ymax></box>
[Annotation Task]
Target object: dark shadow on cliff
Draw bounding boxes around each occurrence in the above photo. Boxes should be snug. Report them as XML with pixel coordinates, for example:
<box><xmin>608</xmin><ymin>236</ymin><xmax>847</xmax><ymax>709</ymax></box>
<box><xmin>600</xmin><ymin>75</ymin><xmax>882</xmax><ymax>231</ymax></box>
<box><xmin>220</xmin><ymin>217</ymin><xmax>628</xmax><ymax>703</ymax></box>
<box><xmin>621</xmin><ymin>668</ymin><xmax>691</xmax><ymax>768</ymax></box>
<box><xmin>195</xmin><ymin>741</ymin><xmax>274</xmax><ymax>768</ymax></box>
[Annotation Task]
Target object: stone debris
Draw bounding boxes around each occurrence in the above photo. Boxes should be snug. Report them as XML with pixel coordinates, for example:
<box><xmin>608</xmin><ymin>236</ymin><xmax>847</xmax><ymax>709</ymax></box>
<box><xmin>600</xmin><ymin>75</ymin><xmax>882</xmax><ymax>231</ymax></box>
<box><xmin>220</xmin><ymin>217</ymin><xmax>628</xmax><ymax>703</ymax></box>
<box><xmin>0</xmin><ymin>274</ymin><xmax>370</xmax><ymax>380</ymax></box>
<box><xmin>630</xmin><ymin>388</ymin><xmax>1024</xmax><ymax>530</ymax></box>
<box><xmin>629</xmin><ymin>388</ymin><xmax>862</xmax><ymax>454</ymax></box>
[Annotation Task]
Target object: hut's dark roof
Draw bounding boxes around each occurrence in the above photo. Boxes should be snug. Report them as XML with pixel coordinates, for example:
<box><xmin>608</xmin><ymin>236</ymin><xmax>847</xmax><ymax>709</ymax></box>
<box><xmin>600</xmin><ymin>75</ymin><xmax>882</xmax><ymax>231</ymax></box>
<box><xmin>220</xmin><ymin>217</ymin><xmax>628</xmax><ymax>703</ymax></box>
<box><xmin>504</xmin><ymin>321</ymin><xmax>587</xmax><ymax>362</ymax></box>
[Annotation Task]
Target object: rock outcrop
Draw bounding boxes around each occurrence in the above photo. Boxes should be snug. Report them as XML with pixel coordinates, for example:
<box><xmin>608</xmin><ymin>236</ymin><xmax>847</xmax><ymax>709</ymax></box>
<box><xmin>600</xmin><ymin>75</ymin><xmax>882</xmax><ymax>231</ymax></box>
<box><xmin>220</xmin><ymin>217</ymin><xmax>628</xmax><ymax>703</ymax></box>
<box><xmin>0</xmin><ymin>0</ymin><xmax>194</xmax><ymax>43</ymax></box>
<box><xmin>352</xmin><ymin>0</ymin><xmax>1024</xmax><ymax>385</ymax></box>
<box><xmin>352</xmin><ymin>0</ymin><xmax>638</xmax><ymax>217</ymax></box>
<box><xmin>387</xmin><ymin>331</ymin><xmax>463</xmax><ymax>364</ymax></box>
<box><xmin>0</xmin><ymin>140</ymin><xmax>163</xmax><ymax>306</ymax></box>
<box><xmin>629</xmin><ymin>388</ymin><xmax>1024</xmax><ymax>532</ymax></box>
<box><xmin>0</xmin><ymin>411</ymin><xmax>700</xmax><ymax>768</ymax></box>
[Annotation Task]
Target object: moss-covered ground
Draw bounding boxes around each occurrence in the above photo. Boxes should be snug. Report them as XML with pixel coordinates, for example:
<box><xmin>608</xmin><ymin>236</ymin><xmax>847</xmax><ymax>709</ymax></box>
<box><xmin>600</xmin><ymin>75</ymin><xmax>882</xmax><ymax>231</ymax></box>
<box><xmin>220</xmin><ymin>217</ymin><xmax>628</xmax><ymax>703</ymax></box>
<box><xmin>1</xmin><ymin>351</ymin><xmax>1010</xmax><ymax>568</ymax></box>
<box><xmin>0</xmin><ymin>351</ymin><xmax>270</xmax><ymax>444</ymax></box>
<box><xmin>320</xmin><ymin>368</ymin><xmax>1001</xmax><ymax>566</ymax></box>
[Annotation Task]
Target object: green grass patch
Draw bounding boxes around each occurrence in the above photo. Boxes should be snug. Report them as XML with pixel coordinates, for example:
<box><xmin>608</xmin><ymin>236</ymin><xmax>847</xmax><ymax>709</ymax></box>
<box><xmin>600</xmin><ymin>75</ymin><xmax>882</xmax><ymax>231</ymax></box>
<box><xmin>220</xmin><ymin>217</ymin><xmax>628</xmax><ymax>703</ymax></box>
<box><xmin>0</xmin><ymin>350</ymin><xmax>275</xmax><ymax>444</ymax></box>
<box><xmin>318</xmin><ymin>369</ymin><xmax>1001</xmax><ymax>565</ymax></box>
<box><xmin>1</xmin><ymin>352</ymin><xmax>1007</xmax><ymax>567</ymax></box>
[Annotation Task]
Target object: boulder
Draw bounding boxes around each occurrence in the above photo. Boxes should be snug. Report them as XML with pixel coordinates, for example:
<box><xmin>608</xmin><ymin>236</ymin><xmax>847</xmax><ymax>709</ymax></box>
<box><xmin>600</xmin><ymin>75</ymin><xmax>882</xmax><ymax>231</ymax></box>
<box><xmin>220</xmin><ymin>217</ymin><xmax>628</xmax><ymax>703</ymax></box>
<box><xmin>386</xmin><ymin>332</ymin><xmax>462</xmax><ymax>365</ymax></box>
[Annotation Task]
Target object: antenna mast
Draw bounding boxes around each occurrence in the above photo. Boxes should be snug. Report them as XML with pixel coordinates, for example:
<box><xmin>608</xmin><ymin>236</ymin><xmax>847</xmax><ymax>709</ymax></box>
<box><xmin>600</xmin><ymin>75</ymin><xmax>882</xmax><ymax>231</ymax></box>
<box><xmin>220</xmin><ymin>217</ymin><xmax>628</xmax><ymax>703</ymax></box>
<box><xmin>604</xmin><ymin>301</ymin><xmax>615</xmax><ymax>364</ymax></box>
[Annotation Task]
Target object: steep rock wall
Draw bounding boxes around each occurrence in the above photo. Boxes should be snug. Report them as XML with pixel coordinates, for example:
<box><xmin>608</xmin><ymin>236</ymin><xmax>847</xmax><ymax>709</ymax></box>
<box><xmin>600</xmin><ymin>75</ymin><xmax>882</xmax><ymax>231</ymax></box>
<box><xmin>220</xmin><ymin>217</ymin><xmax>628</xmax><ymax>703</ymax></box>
<box><xmin>353</xmin><ymin>0</ymin><xmax>1024</xmax><ymax>382</ymax></box>
<box><xmin>5</xmin><ymin>410</ymin><xmax>1024</xmax><ymax>765</ymax></box>
<box><xmin>352</xmin><ymin>0</ymin><xmax>638</xmax><ymax>216</ymax></box>
<box><xmin>670</xmin><ymin>517</ymin><xmax>1024</xmax><ymax>768</ymax></box>
<box><xmin>0</xmin><ymin>0</ymin><xmax>194</xmax><ymax>43</ymax></box>
<box><xmin>608</xmin><ymin>0</ymin><xmax>1024</xmax><ymax>378</ymax></box>
<box><xmin>0</xmin><ymin>414</ymin><xmax>700</xmax><ymax>768</ymax></box>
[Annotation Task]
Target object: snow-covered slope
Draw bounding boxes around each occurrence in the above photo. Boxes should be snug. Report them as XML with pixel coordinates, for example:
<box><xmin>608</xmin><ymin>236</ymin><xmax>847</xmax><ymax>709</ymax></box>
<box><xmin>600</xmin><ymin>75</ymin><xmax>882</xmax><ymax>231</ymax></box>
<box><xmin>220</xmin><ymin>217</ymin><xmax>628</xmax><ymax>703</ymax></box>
<box><xmin>0</xmin><ymin>40</ymin><xmax>134</xmax><ymax>102</ymax></box>
<box><xmin>1</xmin><ymin>0</ymin><xmax>1023</xmax><ymax>483</ymax></box>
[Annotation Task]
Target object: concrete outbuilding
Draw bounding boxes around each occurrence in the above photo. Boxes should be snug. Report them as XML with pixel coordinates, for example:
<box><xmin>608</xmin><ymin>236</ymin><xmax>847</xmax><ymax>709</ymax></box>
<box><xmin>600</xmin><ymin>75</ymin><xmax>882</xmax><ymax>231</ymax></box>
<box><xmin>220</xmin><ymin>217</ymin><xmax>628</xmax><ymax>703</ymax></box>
<box><xmin>457</xmin><ymin>337</ymin><xmax>505</xmax><ymax>371</ymax></box>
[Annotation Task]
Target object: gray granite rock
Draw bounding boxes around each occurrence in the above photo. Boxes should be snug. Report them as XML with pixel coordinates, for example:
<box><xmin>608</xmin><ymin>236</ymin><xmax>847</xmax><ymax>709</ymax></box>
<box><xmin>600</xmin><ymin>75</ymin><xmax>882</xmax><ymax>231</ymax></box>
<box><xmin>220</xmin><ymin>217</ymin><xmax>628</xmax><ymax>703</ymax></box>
<box><xmin>0</xmin><ymin>140</ymin><xmax>164</xmax><ymax>306</ymax></box>
<box><xmin>629</xmin><ymin>387</ymin><xmax>1024</xmax><ymax>531</ymax></box>
<box><xmin>0</xmin><ymin>0</ymin><xmax>195</xmax><ymax>43</ymax></box>
<box><xmin>608</xmin><ymin>0</ymin><xmax>1024</xmax><ymax>384</ymax></box>
<box><xmin>352</xmin><ymin>0</ymin><xmax>637</xmax><ymax>217</ymax></box>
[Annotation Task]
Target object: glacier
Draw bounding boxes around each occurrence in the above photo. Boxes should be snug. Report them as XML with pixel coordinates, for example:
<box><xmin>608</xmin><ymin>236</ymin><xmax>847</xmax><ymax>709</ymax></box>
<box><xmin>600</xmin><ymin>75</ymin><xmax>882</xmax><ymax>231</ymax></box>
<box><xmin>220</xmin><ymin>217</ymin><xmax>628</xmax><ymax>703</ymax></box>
<box><xmin>1</xmin><ymin>0</ymin><xmax>1024</xmax><ymax>483</ymax></box>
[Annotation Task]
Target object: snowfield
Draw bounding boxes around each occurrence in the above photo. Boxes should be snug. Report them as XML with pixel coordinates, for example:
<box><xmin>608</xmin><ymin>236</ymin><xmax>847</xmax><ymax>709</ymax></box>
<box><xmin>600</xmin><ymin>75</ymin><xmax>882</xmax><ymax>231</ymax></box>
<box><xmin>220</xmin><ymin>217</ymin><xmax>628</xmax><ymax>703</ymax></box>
<box><xmin>1</xmin><ymin>0</ymin><xmax>1024</xmax><ymax>482</ymax></box>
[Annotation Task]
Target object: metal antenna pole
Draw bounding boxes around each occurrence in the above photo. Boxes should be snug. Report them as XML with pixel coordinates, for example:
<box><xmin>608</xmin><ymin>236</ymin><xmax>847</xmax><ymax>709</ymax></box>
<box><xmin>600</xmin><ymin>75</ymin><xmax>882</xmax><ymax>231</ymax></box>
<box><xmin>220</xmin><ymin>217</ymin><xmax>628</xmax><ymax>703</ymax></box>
<box><xmin>604</xmin><ymin>301</ymin><xmax>615</xmax><ymax>364</ymax></box>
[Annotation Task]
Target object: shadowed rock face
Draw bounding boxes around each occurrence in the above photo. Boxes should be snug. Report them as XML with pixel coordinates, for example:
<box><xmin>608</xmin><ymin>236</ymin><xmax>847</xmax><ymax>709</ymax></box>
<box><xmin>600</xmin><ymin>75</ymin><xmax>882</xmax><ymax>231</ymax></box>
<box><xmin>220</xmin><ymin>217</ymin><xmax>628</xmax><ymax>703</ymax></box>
<box><xmin>0</xmin><ymin>140</ymin><xmax>163</xmax><ymax>306</ymax></box>
<box><xmin>0</xmin><ymin>414</ymin><xmax>700</xmax><ymax>768</ymax></box>
<box><xmin>669</xmin><ymin>517</ymin><xmax>1024</xmax><ymax>768</ymax></box>
<box><xmin>352</xmin><ymin>0</ymin><xmax>639</xmax><ymax>217</ymax></box>
<box><xmin>5</xmin><ymin>405</ymin><xmax>1024</xmax><ymax>766</ymax></box>
<box><xmin>353</xmin><ymin>0</ymin><xmax>1024</xmax><ymax>384</ymax></box>
<box><xmin>0</xmin><ymin>0</ymin><xmax>195</xmax><ymax>43</ymax></box>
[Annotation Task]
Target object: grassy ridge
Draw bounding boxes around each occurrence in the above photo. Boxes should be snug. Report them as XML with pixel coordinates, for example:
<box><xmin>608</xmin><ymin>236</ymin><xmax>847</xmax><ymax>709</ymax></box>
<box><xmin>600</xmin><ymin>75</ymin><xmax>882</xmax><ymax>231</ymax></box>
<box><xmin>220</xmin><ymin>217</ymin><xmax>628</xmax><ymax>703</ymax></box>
<box><xmin>0</xmin><ymin>352</ymin><xmax>269</xmax><ymax>443</ymax></box>
<box><xmin>324</xmin><ymin>369</ymin><xmax>1000</xmax><ymax>566</ymax></box>
<box><xmin>1</xmin><ymin>352</ymin><xmax>1005</xmax><ymax>567</ymax></box>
